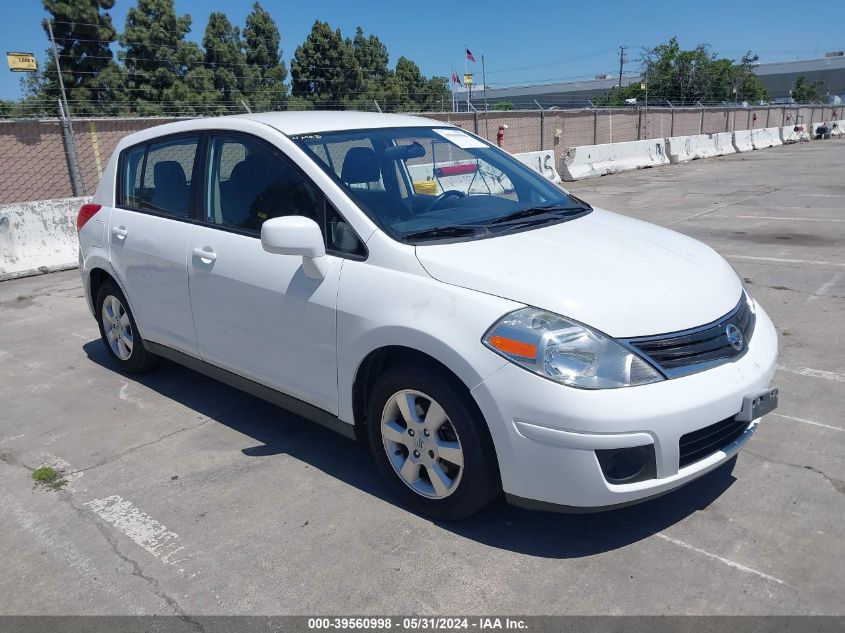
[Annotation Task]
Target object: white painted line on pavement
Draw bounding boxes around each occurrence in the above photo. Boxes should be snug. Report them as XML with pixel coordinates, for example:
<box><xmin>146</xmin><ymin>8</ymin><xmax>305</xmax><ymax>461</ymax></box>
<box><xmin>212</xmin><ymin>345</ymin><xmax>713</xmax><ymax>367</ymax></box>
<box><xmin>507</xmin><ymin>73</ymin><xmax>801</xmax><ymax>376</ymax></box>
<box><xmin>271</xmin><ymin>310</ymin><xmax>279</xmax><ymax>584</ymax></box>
<box><xmin>726</xmin><ymin>215</ymin><xmax>845</xmax><ymax>223</ymax></box>
<box><xmin>808</xmin><ymin>272</ymin><xmax>843</xmax><ymax>302</ymax></box>
<box><xmin>655</xmin><ymin>532</ymin><xmax>786</xmax><ymax>585</ymax></box>
<box><xmin>770</xmin><ymin>413</ymin><xmax>843</xmax><ymax>433</ymax></box>
<box><xmin>776</xmin><ymin>364</ymin><xmax>845</xmax><ymax>384</ymax></box>
<box><xmin>727</xmin><ymin>255</ymin><xmax>845</xmax><ymax>268</ymax></box>
<box><xmin>85</xmin><ymin>495</ymin><xmax>197</xmax><ymax>574</ymax></box>
<box><xmin>118</xmin><ymin>381</ymin><xmax>145</xmax><ymax>408</ymax></box>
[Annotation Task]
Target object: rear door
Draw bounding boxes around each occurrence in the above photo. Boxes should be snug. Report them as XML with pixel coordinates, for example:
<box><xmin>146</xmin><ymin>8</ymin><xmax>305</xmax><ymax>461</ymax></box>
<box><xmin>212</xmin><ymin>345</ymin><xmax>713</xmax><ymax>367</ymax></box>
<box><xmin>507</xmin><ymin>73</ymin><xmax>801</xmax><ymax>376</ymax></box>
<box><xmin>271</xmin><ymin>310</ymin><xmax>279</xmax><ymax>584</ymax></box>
<box><xmin>186</xmin><ymin>132</ymin><xmax>363</xmax><ymax>414</ymax></box>
<box><xmin>109</xmin><ymin>134</ymin><xmax>200</xmax><ymax>355</ymax></box>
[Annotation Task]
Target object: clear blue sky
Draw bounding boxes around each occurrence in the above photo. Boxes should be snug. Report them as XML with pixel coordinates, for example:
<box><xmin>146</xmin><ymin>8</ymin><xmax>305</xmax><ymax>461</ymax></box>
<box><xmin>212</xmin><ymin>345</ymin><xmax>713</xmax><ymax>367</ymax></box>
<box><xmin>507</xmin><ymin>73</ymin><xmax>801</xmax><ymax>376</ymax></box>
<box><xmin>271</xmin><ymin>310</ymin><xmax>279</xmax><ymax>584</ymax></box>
<box><xmin>0</xmin><ymin>0</ymin><xmax>840</xmax><ymax>100</ymax></box>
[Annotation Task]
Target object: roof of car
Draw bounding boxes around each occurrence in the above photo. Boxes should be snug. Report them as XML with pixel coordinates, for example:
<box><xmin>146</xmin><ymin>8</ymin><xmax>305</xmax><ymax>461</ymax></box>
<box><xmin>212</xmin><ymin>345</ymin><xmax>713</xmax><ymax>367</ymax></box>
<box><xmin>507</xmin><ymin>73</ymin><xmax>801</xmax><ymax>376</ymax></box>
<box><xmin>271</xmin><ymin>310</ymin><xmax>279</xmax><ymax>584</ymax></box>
<box><xmin>240</xmin><ymin>111</ymin><xmax>453</xmax><ymax>135</ymax></box>
<box><xmin>111</xmin><ymin>111</ymin><xmax>457</xmax><ymax>154</ymax></box>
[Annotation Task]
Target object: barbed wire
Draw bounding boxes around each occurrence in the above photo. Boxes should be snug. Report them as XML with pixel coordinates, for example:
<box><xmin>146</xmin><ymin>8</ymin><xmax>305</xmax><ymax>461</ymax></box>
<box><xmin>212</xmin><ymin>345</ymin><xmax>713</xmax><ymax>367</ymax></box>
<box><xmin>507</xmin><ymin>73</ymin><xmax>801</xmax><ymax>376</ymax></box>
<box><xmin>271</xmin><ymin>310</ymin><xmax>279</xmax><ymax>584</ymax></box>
<box><xmin>1</xmin><ymin>98</ymin><xmax>830</xmax><ymax>119</ymax></box>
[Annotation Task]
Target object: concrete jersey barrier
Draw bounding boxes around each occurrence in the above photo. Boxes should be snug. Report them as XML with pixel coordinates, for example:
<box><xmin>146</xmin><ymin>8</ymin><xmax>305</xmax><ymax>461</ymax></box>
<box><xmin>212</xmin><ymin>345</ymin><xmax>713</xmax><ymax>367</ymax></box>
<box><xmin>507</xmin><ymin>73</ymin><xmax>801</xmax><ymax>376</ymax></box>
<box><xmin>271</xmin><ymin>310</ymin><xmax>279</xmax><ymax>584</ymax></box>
<box><xmin>751</xmin><ymin>127</ymin><xmax>782</xmax><ymax>149</ymax></box>
<box><xmin>0</xmin><ymin>197</ymin><xmax>85</xmax><ymax>280</ymax></box>
<box><xmin>560</xmin><ymin>139</ymin><xmax>669</xmax><ymax>181</ymax></box>
<box><xmin>512</xmin><ymin>150</ymin><xmax>562</xmax><ymax>183</ymax></box>
<box><xmin>406</xmin><ymin>149</ymin><xmax>562</xmax><ymax>195</ymax></box>
<box><xmin>732</xmin><ymin>130</ymin><xmax>755</xmax><ymax>153</ymax></box>
<box><xmin>712</xmin><ymin>132</ymin><xmax>736</xmax><ymax>156</ymax></box>
<box><xmin>666</xmin><ymin>134</ymin><xmax>718</xmax><ymax>164</ymax></box>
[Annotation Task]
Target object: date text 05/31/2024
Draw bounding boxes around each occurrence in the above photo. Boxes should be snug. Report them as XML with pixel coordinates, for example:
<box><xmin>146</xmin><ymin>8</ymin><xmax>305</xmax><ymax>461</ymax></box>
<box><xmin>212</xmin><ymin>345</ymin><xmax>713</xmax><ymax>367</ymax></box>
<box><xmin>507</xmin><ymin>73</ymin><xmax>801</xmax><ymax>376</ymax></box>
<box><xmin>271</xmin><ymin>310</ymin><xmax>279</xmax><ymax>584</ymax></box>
<box><xmin>307</xmin><ymin>617</ymin><xmax>528</xmax><ymax>630</ymax></box>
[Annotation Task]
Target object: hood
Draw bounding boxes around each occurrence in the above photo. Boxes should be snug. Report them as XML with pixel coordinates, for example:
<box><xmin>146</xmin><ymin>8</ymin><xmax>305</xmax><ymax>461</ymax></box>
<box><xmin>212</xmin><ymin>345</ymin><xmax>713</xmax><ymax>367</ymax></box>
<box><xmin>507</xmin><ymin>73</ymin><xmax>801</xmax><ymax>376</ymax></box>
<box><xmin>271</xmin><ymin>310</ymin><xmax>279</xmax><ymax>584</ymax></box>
<box><xmin>414</xmin><ymin>208</ymin><xmax>742</xmax><ymax>338</ymax></box>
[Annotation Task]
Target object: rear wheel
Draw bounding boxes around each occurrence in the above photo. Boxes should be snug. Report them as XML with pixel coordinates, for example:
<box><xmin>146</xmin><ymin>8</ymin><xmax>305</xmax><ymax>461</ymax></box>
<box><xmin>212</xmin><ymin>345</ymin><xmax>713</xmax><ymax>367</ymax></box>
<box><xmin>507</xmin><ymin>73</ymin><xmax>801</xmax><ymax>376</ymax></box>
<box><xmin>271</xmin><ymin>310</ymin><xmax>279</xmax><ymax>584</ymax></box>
<box><xmin>95</xmin><ymin>280</ymin><xmax>158</xmax><ymax>373</ymax></box>
<box><xmin>367</xmin><ymin>366</ymin><xmax>500</xmax><ymax>520</ymax></box>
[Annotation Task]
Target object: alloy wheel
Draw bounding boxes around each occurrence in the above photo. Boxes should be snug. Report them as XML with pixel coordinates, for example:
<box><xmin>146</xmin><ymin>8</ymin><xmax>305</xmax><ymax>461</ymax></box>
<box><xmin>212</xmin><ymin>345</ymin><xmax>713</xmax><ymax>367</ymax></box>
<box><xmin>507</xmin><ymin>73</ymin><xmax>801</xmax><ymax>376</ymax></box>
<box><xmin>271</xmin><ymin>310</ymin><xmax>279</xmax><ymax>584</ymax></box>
<box><xmin>380</xmin><ymin>389</ymin><xmax>464</xmax><ymax>499</ymax></box>
<box><xmin>101</xmin><ymin>294</ymin><xmax>134</xmax><ymax>360</ymax></box>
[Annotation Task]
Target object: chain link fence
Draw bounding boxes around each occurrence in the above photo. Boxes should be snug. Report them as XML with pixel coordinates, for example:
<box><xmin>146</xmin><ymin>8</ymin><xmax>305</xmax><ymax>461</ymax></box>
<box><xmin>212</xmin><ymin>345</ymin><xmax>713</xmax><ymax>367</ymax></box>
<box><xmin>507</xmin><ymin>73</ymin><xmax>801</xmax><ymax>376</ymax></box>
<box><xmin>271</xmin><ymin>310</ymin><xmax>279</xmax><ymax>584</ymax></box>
<box><xmin>0</xmin><ymin>105</ymin><xmax>838</xmax><ymax>205</ymax></box>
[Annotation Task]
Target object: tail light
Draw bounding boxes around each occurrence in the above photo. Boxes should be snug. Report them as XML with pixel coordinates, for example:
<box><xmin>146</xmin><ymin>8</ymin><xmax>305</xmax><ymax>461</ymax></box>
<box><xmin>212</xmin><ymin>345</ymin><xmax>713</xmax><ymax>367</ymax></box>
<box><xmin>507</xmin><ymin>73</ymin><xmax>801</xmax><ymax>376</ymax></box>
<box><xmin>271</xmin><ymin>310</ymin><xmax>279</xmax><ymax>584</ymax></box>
<box><xmin>77</xmin><ymin>203</ymin><xmax>102</xmax><ymax>232</ymax></box>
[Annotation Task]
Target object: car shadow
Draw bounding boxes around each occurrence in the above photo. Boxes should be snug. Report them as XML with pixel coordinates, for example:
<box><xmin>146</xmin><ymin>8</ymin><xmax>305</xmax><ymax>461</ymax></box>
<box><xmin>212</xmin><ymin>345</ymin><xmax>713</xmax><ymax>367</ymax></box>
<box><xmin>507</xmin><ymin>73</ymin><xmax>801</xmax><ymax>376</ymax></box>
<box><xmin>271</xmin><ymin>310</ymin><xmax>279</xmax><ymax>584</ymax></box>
<box><xmin>83</xmin><ymin>340</ymin><xmax>737</xmax><ymax>559</ymax></box>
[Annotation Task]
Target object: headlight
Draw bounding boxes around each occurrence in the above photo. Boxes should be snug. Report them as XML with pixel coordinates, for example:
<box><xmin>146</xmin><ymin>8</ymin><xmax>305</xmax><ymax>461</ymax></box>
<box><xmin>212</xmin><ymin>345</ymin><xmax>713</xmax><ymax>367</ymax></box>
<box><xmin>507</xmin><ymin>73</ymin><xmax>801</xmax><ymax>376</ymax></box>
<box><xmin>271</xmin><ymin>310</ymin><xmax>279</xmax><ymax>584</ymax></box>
<box><xmin>482</xmin><ymin>308</ymin><xmax>664</xmax><ymax>389</ymax></box>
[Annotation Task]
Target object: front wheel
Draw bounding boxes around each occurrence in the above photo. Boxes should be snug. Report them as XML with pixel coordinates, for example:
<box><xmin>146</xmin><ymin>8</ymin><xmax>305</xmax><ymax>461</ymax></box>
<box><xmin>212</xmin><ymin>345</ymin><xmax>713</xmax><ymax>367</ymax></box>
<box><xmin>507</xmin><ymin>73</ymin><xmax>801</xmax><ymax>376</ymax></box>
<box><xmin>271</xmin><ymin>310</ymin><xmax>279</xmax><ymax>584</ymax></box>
<box><xmin>95</xmin><ymin>280</ymin><xmax>158</xmax><ymax>373</ymax></box>
<box><xmin>367</xmin><ymin>366</ymin><xmax>500</xmax><ymax>520</ymax></box>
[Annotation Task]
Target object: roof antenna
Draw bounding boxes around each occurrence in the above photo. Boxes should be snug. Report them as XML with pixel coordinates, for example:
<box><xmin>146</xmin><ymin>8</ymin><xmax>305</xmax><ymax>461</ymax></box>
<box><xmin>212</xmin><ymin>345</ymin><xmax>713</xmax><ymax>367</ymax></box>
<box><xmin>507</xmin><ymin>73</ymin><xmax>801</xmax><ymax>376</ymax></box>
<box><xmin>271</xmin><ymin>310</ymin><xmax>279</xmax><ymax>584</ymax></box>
<box><xmin>240</xmin><ymin>100</ymin><xmax>253</xmax><ymax>114</ymax></box>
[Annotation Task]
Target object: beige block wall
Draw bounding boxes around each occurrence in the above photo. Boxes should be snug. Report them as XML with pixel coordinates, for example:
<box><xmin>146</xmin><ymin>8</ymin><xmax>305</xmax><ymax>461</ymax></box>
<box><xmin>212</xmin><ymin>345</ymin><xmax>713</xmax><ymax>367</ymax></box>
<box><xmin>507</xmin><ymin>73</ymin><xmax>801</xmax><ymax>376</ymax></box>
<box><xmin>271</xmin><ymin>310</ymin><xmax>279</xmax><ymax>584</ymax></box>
<box><xmin>0</xmin><ymin>106</ymin><xmax>836</xmax><ymax>204</ymax></box>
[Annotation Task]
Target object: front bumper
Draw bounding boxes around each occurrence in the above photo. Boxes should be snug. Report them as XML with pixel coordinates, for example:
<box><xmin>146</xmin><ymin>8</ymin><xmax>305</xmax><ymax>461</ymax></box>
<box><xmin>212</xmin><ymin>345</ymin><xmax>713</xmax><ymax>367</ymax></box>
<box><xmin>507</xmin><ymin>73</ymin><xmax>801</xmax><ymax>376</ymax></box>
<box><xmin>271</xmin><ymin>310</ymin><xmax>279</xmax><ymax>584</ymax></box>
<box><xmin>470</xmin><ymin>303</ymin><xmax>778</xmax><ymax>510</ymax></box>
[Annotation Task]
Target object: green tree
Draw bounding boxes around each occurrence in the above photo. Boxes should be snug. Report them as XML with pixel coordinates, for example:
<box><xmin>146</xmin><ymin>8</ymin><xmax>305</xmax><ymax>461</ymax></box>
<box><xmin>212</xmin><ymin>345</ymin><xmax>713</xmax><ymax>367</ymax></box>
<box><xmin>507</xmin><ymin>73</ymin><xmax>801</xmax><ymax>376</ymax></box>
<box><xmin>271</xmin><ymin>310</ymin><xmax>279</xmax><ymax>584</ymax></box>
<box><xmin>791</xmin><ymin>75</ymin><xmax>822</xmax><ymax>102</ymax></box>
<box><xmin>120</xmin><ymin>0</ymin><xmax>209</xmax><ymax>115</ymax></box>
<box><xmin>242</xmin><ymin>2</ymin><xmax>288</xmax><ymax>111</ymax></box>
<box><xmin>351</xmin><ymin>27</ymin><xmax>389</xmax><ymax>109</ymax></box>
<box><xmin>382</xmin><ymin>57</ymin><xmax>449</xmax><ymax>111</ymax></box>
<box><xmin>594</xmin><ymin>38</ymin><xmax>768</xmax><ymax>106</ymax></box>
<box><xmin>30</xmin><ymin>0</ymin><xmax>125</xmax><ymax>115</ymax></box>
<box><xmin>492</xmin><ymin>101</ymin><xmax>514</xmax><ymax>111</ymax></box>
<box><xmin>420</xmin><ymin>76</ymin><xmax>451</xmax><ymax>111</ymax></box>
<box><xmin>203</xmin><ymin>12</ymin><xmax>245</xmax><ymax>110</ymax></box>
<box><xmin>389</xmin><ymin>56</ymin><xmax>425</xmax><ymax>111</ymax></box>
<box><xmin>353</xmin><ymin>27</ymin><xmax>389</xmax><ymax>83</ymax></box>
<box><xmin>290</xmin><ymin>20</ymin><xmax>363</xmax><ymax>109</ymax></box>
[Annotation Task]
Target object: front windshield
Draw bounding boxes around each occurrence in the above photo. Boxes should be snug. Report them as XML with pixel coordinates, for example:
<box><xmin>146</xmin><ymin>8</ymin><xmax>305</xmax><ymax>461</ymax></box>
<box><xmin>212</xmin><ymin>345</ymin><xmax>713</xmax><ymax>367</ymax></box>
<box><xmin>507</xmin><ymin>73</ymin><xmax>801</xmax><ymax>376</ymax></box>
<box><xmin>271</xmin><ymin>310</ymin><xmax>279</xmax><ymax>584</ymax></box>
<box><xmin>290</xmin><ymin>126</ymin><xmax>590</xmax><ymax>242</ymax></box>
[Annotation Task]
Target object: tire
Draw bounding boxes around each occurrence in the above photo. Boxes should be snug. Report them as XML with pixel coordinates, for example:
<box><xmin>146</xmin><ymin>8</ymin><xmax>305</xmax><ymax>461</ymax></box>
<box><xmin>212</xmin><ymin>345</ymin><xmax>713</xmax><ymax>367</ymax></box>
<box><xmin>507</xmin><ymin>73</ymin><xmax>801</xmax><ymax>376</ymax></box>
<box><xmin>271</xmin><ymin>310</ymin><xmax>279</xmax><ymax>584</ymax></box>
<box><xmin>366</xmin><ymin>365</ymin><xmax>500</xmax><ymax>520</ymax></box>
<box><xmin>95</xmin><ymin>280</ymin><xmax>158</xmax><ymax>374</ymax></box>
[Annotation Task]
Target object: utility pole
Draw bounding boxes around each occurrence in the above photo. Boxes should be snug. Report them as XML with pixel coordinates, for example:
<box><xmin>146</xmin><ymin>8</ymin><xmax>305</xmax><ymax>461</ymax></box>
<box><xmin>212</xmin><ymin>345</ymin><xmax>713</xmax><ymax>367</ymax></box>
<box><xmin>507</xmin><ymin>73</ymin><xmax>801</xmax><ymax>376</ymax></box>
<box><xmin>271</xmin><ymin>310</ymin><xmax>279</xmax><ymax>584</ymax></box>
<box><xmin>47</xmin><ymin>19</ymin><xmax>83</xmax><ymax>196</ymax></box>
<box><xmin>617</xmin><ymin>45</ymin><xmax>628</xmax><ymax>89</ymax></box>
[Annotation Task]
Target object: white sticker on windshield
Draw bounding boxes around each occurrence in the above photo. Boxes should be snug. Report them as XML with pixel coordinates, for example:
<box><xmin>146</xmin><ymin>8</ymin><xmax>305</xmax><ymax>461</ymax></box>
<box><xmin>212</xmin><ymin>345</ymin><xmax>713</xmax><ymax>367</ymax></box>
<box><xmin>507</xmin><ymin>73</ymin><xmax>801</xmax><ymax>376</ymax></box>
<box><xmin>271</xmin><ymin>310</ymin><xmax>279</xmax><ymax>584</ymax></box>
<box><xmin>434</xmin><ymin>128</ymin><xmax>488</xmax><ymax>149</ymax></box>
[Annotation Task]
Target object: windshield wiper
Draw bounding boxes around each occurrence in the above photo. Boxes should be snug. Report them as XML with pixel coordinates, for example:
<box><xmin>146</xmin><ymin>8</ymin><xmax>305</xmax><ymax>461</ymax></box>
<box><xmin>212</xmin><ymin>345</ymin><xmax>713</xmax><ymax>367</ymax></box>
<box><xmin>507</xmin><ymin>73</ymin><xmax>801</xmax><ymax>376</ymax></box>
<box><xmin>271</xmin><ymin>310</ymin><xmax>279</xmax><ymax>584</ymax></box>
<box><xmin>488</xmin><ymin>204</ymin><xmax>589</xmax><ymax>226</ymax></box>
<box><xmin>401</xmin><ymin>225</ymin><xmax>480</xmax><ymax>242</ymax></box>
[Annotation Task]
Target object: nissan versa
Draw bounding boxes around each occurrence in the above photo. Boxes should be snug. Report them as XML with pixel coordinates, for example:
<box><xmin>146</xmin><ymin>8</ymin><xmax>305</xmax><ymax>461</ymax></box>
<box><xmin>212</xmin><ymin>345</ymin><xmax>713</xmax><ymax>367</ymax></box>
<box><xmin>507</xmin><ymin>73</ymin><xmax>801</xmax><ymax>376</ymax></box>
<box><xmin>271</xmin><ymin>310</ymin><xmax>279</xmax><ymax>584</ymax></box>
<box><xmin>76</xmin><ymin>112</ymin><xmax>779</xmax><ymax>520</ymax></box>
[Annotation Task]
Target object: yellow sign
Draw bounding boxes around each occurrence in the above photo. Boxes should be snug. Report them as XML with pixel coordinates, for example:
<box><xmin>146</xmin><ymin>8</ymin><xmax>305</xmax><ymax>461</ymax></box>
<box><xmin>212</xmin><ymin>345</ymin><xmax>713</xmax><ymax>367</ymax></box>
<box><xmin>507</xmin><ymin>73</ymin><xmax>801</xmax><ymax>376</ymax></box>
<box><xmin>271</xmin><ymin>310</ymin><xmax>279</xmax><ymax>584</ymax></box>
<box><xmin>463</xmin><ymin>73</ymin><xmax>473</xmax><ymax>85</ymax></box>
<box><xmin>6</xmin><ymin>52</ymin><xmax>37</xmax><ymax>72</ymax></box>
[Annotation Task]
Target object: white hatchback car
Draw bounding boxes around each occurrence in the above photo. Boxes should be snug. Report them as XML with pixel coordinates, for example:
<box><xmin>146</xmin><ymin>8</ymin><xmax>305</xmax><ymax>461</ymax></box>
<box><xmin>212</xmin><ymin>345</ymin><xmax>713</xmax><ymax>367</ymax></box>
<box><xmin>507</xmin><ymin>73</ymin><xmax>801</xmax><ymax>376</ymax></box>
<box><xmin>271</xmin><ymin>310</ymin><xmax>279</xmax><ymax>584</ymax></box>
<box><xmin>77</xmin><ymin>112</ymin><xmax>778</xmax><ymax>519</ymax></box>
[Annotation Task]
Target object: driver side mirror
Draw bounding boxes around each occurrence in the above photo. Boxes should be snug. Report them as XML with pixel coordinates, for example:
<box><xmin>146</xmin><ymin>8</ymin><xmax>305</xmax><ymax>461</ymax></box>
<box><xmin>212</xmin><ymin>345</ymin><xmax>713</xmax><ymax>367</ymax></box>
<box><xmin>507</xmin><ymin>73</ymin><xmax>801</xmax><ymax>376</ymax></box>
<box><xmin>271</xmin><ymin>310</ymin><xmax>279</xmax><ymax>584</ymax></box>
<box><xmin>261</xmin><ymin>216</ymin><xmax>328</xmax><ymax>280</ymax></box>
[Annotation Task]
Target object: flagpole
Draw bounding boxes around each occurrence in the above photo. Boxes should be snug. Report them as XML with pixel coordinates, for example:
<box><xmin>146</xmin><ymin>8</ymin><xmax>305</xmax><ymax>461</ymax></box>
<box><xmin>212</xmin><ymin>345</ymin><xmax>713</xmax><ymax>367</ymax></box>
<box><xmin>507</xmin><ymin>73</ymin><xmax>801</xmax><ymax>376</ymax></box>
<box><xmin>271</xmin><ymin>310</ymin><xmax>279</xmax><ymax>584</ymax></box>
<box><xmin>464</xmin><ymin>43</ymin><xmax>469</xmax><ymax>112</ymax></box>
<box><xmin>451</xmin><ymin>67</ymin><xmax>456</xmax><ymax>113</ymax></box>
<box><xmin>482</xmin><ymin>54</ymin><xmax>489</xmax><ymax>138</ymax></box>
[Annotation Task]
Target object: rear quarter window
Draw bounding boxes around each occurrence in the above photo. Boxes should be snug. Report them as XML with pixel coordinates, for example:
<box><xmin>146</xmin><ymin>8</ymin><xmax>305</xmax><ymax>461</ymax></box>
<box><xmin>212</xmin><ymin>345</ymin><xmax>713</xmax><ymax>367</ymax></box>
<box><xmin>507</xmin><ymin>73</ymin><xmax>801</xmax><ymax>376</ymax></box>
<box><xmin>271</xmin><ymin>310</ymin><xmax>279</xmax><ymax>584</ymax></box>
<box><xmin>118</xmin><ymin>136</ymin><xmax>199</xmax><ymax>218</ymax></box>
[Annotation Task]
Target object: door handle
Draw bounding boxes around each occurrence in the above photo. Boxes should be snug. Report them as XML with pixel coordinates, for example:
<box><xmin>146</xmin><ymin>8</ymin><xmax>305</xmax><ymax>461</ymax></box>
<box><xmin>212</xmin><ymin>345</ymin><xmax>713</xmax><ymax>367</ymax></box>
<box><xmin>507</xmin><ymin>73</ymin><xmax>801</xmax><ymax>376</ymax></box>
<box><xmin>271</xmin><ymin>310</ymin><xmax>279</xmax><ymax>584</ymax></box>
<box><xmin>111</xmin><ymin>225</ymin><xmax>128</xmax><ymax>239</ymax></box>
<box><xmin>192</xmin><ymin>247</ymin><xmax>217</xmax><ymax>262</ymax></box>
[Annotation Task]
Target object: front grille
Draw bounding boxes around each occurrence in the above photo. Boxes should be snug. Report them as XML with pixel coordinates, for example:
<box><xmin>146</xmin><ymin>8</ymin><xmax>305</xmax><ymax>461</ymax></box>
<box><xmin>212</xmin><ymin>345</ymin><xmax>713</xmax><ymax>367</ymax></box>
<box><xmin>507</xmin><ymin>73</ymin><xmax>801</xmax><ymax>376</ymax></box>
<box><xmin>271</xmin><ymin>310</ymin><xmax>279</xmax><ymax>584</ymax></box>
<box><xmin>679</xmin><ymin>416</ymin><xmax>751</xmax><ymax>468</ymax></box>
<box><xmin>623</xmin><ymin>292</ymin><xmax>755</xmax><ymax>378</ymax></box>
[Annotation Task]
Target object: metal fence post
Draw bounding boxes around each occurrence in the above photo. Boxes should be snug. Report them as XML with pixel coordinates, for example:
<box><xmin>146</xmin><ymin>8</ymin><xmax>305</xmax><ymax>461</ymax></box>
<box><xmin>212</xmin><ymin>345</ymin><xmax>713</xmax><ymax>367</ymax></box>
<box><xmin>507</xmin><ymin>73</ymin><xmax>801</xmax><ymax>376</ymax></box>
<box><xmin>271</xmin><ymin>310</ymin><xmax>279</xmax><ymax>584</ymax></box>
<box><xmin>57</xmin><ymin>100</ymin><xmax>83</xmax><ymax>197</ymax></box>
<box><xmin>592</xmin><ymin>107</ymin><xmax>598</xmax><ymax>145</ymax></box>
<box><xmin>668</xmin><ymin>101</ymin><xmax>675</xmax><ymax>137</ymax></box>
<box><xmin>765</xmin><ymin>107</ymin><xmax>770</xmax><ymax>127</ymax></box>
<box><xmin>637</xmin><ymin>107</ymin><xmax>643</xmax><ymax>140</ymax></box>
<box><xmin>539</xmin><ymin>110</ymin><xmax>544</xmax><ymax>151</ymax></box>
<box><xmin>746</xmin><ymin>108</ymin><xmax>751</xmax><ymax>130</ymax></box>
<box><xmin>473</xmin><ymin>111</ymin><xmax>478</xmax><ymax>135</ymax></box>
<box><xmin>699</xmin><ymin>102</ymin><xmax>704</xmax><ymax>134</ymax></box>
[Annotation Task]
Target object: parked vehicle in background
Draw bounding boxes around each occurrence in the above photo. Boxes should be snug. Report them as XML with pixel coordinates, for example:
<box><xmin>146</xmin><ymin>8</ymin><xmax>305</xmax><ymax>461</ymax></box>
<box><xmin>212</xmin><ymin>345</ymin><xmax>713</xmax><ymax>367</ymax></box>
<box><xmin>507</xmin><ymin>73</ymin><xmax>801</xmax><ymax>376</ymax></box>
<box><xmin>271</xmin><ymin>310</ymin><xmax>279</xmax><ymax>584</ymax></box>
<box><xmin>77</xmin><ymin>112</ymin><xmax>779</xmax><ymax>519</ymax></box>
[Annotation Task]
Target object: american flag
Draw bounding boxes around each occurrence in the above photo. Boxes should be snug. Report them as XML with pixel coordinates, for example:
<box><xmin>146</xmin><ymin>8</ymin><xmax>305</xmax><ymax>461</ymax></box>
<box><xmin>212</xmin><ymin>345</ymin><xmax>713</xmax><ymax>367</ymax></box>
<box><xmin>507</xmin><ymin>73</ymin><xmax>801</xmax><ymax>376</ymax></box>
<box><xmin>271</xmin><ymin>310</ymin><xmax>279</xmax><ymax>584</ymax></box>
<box><xmin>451</xmin><ymin>70</ymin><xmax>462</xmax><ymax>86</ymax></box>
<box><xmin>465</xmin><ymin>48</ymin><xmax>476</xmax><ymax>62</ymax></box>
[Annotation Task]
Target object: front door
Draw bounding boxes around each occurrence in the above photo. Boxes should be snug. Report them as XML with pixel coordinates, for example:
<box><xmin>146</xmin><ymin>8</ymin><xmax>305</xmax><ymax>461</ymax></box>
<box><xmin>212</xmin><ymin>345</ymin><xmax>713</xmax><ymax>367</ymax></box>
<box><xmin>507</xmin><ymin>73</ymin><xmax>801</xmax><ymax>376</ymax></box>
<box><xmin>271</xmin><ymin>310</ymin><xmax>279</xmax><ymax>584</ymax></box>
<box><xmin>187</xmin><ymin>133</ymin><xmax>341</xmax><ymax>414</ymax></box>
